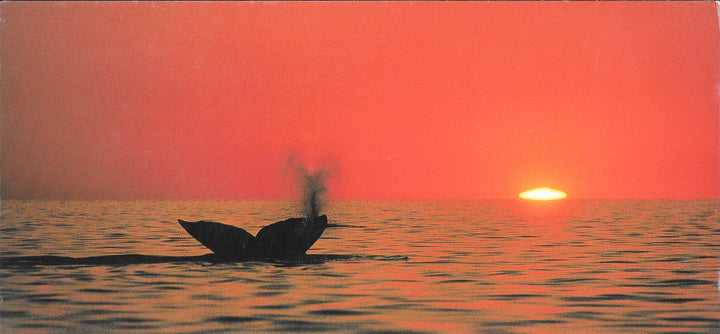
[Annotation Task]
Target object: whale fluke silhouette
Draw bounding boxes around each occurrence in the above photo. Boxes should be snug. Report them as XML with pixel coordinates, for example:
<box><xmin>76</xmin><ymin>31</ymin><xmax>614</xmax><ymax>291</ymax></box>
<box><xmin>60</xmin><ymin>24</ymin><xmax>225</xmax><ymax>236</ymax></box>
<box><xmin>178</xmin><ymin>215</ymin><xmax>329</xmax><ymax>260</ymax></box>
<box><xmin>177</xmin><ymin>220</ymin><xmax>257</xmax><ymax>259</ymax></box>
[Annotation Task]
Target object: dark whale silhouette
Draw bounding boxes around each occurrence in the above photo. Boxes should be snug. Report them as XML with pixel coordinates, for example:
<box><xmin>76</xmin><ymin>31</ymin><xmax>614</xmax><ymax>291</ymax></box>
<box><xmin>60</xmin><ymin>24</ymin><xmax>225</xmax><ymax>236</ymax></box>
<box><xmin>2</xmin><ymin>252</ymin><xmax>410</xmax><ymax>267</ymax></box>
<box><xmin>178</xmin><ymin>215</ymin><xmax>329</xmax><ymax>260</ymax></box>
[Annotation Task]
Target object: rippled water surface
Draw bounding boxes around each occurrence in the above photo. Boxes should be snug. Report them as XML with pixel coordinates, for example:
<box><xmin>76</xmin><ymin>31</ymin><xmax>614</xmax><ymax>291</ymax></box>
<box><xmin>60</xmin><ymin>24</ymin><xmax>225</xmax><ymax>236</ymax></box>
<box><xmin>1</xmin><ymin>200</ymin><xmax>719</xmax><ymax>333</ymax></box>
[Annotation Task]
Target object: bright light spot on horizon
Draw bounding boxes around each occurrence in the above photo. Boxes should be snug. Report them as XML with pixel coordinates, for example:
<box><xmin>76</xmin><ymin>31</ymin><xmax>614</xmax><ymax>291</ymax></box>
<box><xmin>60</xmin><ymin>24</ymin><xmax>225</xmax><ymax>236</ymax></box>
<box><xmin>519</xmin><ymin>187</ymin><xmax>567</xmax><ymax>201</ymax></box>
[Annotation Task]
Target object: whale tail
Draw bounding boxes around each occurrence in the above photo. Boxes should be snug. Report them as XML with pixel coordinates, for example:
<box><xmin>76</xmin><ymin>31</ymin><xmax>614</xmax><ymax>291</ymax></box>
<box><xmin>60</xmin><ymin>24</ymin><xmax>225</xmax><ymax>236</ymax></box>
<box><xmin>178</xmin><ymin>215</ymin><xmax>329</xmax><ymax>260</ymax></box>
<box><xmin>178</xmin><ymin>220</ymin><xmax>257</xmax><ymax>259</ymax></box>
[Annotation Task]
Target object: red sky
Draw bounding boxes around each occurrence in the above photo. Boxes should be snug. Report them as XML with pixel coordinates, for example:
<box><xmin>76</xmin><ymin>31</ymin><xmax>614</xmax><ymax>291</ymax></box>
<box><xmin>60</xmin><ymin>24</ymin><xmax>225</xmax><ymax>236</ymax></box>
<box><xmin>1</xmin><ymin>2</ymin><xmax>718</xmax><ymax>200</ymax></box>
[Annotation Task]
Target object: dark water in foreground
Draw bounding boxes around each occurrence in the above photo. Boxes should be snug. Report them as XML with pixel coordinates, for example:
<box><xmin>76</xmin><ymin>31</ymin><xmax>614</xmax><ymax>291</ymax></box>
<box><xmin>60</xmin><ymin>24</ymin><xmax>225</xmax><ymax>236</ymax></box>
<box><xmin>1</xmin><ymin>200</ymin><xmax>718</xmax><ymax>333</ymax></box>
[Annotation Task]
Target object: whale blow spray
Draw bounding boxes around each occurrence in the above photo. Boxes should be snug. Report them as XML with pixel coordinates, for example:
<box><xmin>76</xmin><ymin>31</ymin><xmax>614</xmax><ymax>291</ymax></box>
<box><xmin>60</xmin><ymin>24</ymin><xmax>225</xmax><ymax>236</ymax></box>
<box><xmin>297</xmin><ymin>166</ymin><xmax>328</xmax><ymax>219</ymax></box>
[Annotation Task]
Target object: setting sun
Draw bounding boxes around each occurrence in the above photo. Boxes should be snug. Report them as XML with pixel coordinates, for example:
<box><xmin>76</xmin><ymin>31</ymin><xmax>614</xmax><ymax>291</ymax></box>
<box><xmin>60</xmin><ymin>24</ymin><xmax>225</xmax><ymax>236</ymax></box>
<box><xmin>519</xmin><ymin>187</ymin><xmax>568</xmax><ymax>201</ymax></box>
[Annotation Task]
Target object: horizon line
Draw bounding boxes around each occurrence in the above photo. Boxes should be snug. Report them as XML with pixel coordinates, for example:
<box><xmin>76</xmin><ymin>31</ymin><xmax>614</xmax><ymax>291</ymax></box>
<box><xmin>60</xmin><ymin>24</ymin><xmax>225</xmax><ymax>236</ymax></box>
<box><xmin>2</xmin><ymin>197</ymin><xmax>718</xmax><ymax>202</ymax></box>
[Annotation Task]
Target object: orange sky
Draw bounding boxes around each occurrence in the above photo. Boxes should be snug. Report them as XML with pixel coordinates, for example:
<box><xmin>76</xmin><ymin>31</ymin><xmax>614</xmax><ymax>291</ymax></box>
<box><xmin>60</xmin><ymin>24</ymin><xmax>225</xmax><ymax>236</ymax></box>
<box><xmin>1</xmin><ymin>2</ymin><xmax>718</xmax><ymax>200</ymax></box>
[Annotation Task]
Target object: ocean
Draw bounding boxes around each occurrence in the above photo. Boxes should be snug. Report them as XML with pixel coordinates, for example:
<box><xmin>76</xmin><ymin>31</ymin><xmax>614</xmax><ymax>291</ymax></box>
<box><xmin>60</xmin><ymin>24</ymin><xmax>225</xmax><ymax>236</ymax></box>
<box><xmin>1</xmin><ymin>199</ymin><xmax>718</xmax><ymax>333</ymax></box>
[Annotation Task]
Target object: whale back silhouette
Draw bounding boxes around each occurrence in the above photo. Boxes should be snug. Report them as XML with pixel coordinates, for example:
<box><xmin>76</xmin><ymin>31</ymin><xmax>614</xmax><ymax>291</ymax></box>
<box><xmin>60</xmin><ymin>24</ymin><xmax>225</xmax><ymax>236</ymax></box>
<box><xmin>178</xmin><ymin>215</ymin><xmax>328</xmax><ymax>260</ymax></box>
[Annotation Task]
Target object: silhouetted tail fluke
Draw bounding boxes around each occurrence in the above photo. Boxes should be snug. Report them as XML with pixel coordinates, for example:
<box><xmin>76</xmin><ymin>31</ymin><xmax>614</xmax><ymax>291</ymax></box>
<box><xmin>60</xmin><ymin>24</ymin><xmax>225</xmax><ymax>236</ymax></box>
<box><xmin>178</xmin><ymin>220</ymin><xmax>256</xmax><ymax>259</ymax></box>
<box><xmin>178</xmin><ymin>215</ymin><xmax>330</xmax><ymax>260</ymax></box>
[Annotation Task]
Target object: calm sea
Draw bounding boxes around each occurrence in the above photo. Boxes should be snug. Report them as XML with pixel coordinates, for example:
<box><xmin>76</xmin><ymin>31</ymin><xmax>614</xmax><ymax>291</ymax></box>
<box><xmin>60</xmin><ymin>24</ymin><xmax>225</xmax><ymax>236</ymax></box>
<box><xmin>1</xmin><ymin>199</ymin><xmax>718</xmax><ymax>333</ymax></box>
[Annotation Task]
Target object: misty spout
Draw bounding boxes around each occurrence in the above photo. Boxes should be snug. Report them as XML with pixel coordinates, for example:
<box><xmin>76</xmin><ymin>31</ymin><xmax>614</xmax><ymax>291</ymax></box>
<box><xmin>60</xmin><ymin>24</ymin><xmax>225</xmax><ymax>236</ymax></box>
<box><xmin>298</xmin><ymin>167</ymin><xmax>328</xmax><ymax>220</ymax></box>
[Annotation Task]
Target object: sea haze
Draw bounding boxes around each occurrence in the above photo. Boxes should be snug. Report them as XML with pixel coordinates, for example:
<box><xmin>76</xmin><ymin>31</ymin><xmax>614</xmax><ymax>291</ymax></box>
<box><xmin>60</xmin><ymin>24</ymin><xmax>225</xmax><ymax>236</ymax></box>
<box><xmin>1</xmin><ymin>199</ymin><xmax>718</xmax><ymax>333</ymax></box>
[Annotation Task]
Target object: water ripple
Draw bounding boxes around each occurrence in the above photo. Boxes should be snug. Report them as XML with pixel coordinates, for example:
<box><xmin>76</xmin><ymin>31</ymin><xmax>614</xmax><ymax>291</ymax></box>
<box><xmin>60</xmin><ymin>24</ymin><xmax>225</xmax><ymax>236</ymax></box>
<box><xmin>1</xmin><ymin>199</ymin><xmax>718</xmax><ymax>333</ymax></box>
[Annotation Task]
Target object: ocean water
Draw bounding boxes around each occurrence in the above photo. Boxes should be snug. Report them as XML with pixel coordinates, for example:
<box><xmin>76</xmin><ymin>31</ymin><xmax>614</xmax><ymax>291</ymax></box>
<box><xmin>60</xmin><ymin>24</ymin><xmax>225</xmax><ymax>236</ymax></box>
<box><xmin>1</xmin><ymin>199</ymin><xmax>718</xmax><ymax>333</ymax></box>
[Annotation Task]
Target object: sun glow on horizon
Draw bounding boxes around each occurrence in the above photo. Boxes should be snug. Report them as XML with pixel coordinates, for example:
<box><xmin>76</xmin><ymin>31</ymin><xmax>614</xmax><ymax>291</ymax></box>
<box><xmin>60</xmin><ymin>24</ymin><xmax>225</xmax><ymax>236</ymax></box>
<box><xmin>519</xmin><ymin>187</ymin><xmax>567</xmax><ymax>201</ymax></box>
